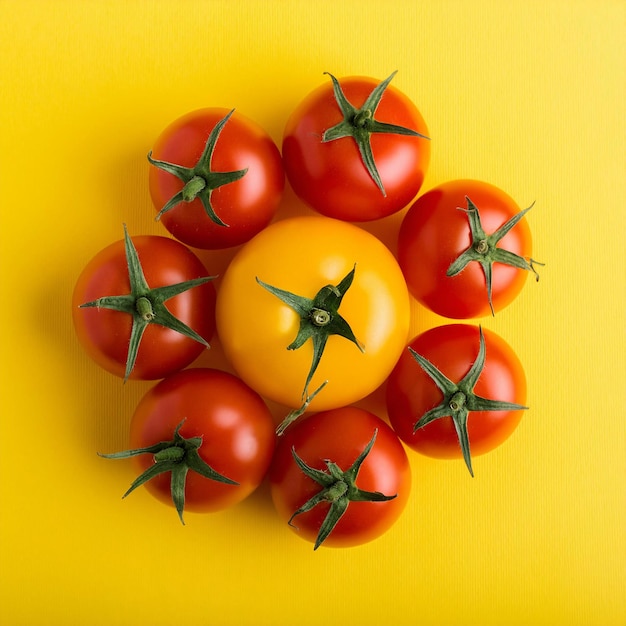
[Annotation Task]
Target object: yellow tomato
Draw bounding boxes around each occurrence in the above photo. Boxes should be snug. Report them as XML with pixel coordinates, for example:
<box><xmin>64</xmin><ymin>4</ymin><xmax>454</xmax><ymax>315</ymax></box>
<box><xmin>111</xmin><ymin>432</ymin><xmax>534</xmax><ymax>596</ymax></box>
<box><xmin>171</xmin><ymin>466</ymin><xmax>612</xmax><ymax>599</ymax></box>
<box><xmin>216</xmin><ymin>216</ymin><xmax>411</xmax><ymax>411</ymax></box>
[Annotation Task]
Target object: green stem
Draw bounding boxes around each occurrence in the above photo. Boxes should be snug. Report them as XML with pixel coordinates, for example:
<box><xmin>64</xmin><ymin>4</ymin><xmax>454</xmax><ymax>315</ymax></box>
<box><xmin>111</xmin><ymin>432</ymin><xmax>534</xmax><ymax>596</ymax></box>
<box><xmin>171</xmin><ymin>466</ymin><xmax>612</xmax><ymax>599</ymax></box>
<box><xmin>353</xmin><ymin>109</ymin><xmax>372</xmax><ymax>127</ymax></box>
<box><xmin>475</xmin><ymin>240</ymin><xmax>489</xmax><ymax>255</ymax></box>
<box><xmin>449</xmin><ymin>391</ymin><xmax>466</xmax><ymax>412</ymax></box>
<box><xmin>135</xmin><ymin>296</ymin><xmax>155</xmax><ymax>321</ymax></box>
<box><xmin>325</xmin><ymin>481</ymin><xmax>349</xmax><ymax>501</ymax></box>
<box><xmin>310</xmin><ymin>308</ymin><xmax>331</xmax><ymax>326</ymax></box>
<box><xmin>181</xmin><ymin>176</ymin><xmax>207</xmax><ymax>202</ymax></box>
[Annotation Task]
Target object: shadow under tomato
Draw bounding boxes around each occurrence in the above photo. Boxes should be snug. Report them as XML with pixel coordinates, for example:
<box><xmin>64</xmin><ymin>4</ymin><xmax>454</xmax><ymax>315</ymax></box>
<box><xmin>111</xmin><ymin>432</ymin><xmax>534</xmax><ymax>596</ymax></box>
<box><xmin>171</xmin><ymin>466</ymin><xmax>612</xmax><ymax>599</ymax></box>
<box><xmin>29</xmin><ymin>260</ymin><xmax>151</xmax><ymax>462</ymax></box>
<box><xmin>233</xmin><ymin>473</ymin><xmax>278</xmax><ymax>521</ymax></box>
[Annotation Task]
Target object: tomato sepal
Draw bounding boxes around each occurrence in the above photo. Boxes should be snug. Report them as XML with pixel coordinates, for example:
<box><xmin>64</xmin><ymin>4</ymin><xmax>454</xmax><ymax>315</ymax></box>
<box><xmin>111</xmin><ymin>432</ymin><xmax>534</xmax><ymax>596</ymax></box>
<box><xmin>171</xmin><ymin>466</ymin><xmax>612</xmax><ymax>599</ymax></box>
<box><xmin>447</xmin><ymin>197</ymin><xmax>544</xmax><ymax>315</ymax></box>
<box><xmin>276</xmin><ymin>380</ymin><xmax>328</xmax><ymax>436</ymax></box>
<box><xmin>409</xmin><ymin>326</ymin><xmax>528</xmax><ymax>476</ymax></box>
<box><xmin>321</xmin><ymin>71</ymin><xmax>430</xmax><ymax>197</ymax></box>
<box><xmin>78</xmin><ymin>225</ymin><xmax>215</xmax><ymax>381</ymax></box>
<box><xmin>288</xmin><ymin>429</ymin><xmax>396</xmax><ymax>550</ymax></box>
<box><xmin>147</xmin><ymin>108</ymin><xmax>248</xmax><ymax>226</ymax></box>
<box><xmin>99</xmin><ymin>419</ymin><xmax>239</xmax><ymax>525</ymax></box>
<box><xmin>256</xmin><ymin>264</ymin><xmax>364</xmax><ymax>398</ymax></box>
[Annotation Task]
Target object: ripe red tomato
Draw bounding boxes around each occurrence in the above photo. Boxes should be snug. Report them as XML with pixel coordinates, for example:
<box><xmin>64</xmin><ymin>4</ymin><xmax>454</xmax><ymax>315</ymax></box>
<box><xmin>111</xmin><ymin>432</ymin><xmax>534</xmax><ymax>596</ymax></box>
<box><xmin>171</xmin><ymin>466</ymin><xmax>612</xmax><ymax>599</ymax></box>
<box><xmin>398</xmin><ymin>179</ymin><xmax>541</xmax><ymax>319</ymax></box>
<box><xmin>72</xmin><ymin>229</ymin><xmax>216</xmax><ymax>380</ymax></box>
<box><xmin>101</xmin><ymin>368</ymin><xmax>276</xmax><ymax>522</ymax></box>
<box><xmin>282</xmin><ymin>71</ymin><xmax>430</xmax><ymax>221</ymax></box>
<box><xmin>148</xmin><ymin>107</ymin><xmax>284</xmax><ymax>249</ymax></box>
<box><xmin>386</xmin><ymin>324</ymin><xmax>527</xmax><ymax>476</ymax></box>
<box><xmin>269</xmin><ymin>407</ymin><xmax>411</xmax><ymax>549</ymax></box>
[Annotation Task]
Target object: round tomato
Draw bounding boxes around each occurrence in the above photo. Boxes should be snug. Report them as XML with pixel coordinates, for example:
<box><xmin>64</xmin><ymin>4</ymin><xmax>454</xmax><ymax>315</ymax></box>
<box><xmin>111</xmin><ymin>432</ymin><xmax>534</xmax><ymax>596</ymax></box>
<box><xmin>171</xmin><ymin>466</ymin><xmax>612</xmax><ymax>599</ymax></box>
<box><xmin>101</xmin><ymin>368</ymin><xmax>276</xmax><ymax>522</ymax></box>
<box><xmin>269</xmin><ymin>407</ymin><xmax>411</xmax><ymax>549</ymax></box>
<box><xmin>386</xmin><ymin>324</ymin><xmax>527</xmax><ymax>476</ymax></box>
<box><xmin>215</xmin><ymin>216</ymin><xmax>411</xmax><ymax>411</ymax></box>
<box><xmin>282</xmin><ymin>71</ymin><xmax>430</xmax><ymax>221</ymax></box>
<box><xmin>72</xmin><ymin>227</ymin><xmax>216</xmax><ymax>380</ymax></box>
<box><xmin>148</xmin><ymin>107</ymin><xmax>284</xmax><ymax>249</ymax></box>
<box><xmin>398</xmin><ymin>179</ymin><xmax>541</xmax><ymax>319</ymax></box>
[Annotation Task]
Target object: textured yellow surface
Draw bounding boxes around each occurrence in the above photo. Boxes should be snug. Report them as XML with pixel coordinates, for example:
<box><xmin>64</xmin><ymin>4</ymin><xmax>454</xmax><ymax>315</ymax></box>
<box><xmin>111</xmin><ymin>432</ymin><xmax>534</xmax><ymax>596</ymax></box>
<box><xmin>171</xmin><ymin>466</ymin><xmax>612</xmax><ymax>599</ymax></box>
<box><xmin>0</xmin><ymin>1</ymin><xmax>624</xmax><ymax>625</ymax></box>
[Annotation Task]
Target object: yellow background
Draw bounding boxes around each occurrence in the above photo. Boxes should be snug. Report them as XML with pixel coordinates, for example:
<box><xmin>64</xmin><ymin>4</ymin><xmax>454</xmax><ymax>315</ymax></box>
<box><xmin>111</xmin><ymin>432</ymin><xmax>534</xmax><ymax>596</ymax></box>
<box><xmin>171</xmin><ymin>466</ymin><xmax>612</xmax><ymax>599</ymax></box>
<box><xmin>1</xmin><ymin>1</ymin><xmax>624</xmax><ymax>625</ymax></box>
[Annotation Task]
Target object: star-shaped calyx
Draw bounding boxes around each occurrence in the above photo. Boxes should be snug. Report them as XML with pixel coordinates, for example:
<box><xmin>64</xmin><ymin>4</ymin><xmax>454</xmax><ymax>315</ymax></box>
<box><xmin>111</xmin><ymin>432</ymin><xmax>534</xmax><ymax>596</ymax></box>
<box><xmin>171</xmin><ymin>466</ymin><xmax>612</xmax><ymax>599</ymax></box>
<box><xmin>322</xmin><ymin>71</ymin><xmax>430</xmax><ymax>196</ymax></box>
<box><xmin>99</xmin><ymin>420</ymin><xmax>238</xmax><ymax>524</ymax></box>
<box><xmin>256</xmin><ymin>265</ymin><xmax>363</xmax><ymax>401</ymax></box>
<box><xmin>288</xmin><ymin>429</ymin><xmax>396</xmax><ymax>550</ymax></box>
<box><xmin>447</xmin><ymin>196</ymin><xmax>543</xmax><ymax>315</ymax></box>
<box><xmin>79</xmin><ymin>225</ymin><xmax>215</xmax><ymax>381</ymax></box>
<box><xmin>147</xmin><ymin>109</ymin><xmax>248</xmax><ymax>226</ymax></box>
<box><xmin>409</xmin><ymin>327</ymin><xmax>528</xmax><ymax>476</ymax></box>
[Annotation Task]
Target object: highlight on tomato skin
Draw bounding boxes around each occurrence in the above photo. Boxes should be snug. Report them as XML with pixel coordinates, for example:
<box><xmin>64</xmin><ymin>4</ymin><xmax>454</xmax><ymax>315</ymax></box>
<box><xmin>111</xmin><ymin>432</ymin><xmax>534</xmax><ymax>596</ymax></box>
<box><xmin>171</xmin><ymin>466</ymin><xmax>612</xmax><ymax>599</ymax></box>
<box><xmin>148</xmin><ymin>107</ymin><xmax>285</xmax><ymax>250</ymax></box>
<box><xmin>385</xmin><ymin>324</ymin><xmax>527</xmax><ymax>475</ymax></box>
<box><xmin>269</xmin><ymin>407</ymin><xmax>412</xmax><ymax>550</ymax></box>
<box><xmin>397</xmin><ymin>179</ymin><xmax>541</xmax><ymax>319</ymax></box>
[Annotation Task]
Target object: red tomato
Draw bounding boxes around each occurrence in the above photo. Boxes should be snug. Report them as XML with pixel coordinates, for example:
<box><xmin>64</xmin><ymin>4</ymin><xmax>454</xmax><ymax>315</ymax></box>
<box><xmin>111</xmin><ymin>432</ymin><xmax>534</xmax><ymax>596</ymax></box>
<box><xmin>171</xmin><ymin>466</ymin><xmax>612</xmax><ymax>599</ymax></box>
<box><xmin>72</xmin><ymin>231</ymin><xmax>216</xmax><ymax>380</ymax></box>
<box><xmin>386</xmin><ymin>324</ymin><xmax>527</xmax><ymax>476</ymax></box>
<box><xmin>282</xmin><ymin>72</ymin><xmax>430</xmax><ymax>221</ymax></box>
<box><xmin>398</xmin><ymin>179</ymin><xmax>541</xmax><ymax>318</ymax></box>
<box><xmin>270</xmin><ymin>407</ymin><xmax>411</xmax><ymax>549</ymax></box>
<box><xmin>148</xmin><ymin>108</ymin><xmax>284</xmax><ymax>249</ymax></box>
<box><xmin>103</xmin><ymin>368</ymin><xmax>276</xmax><ymax>522</ymax></box>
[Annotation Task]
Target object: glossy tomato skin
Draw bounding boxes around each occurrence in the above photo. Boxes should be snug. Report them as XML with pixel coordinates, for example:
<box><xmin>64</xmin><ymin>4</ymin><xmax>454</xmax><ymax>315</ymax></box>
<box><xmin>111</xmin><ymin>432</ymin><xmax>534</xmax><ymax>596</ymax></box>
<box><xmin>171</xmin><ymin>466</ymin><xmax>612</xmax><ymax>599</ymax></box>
<box><xmin>72</xmin><ymin>235</ymin><xmax>216</xmax><ymax>380</ymax></box>
<box><xmin>282</xmin><ymin>76</ymin><xmax>430</xmax><ymax>221</ymax></box>
<box><xmin>398</xmin><ymin>180</ymin><xmax>533</xmax><ymax>318</ymax></box>
<box><xmin>215</xmin><ymin>216</ymin><xmax>411</xmax><ymax>411</ymax></box>
<box><xmin>386</xmin><ymin>324</ymin><xmax>526</xmax><ymax>461</ymax></box>
<box><xmin>149</xmin><ymin>108</ymin><xmax>284</xmax><ymax>249</ymax></box>
<box><xmin>270</xmin><ymin>407</ymin><xmax>411</xmax><ymax>548</ymax></box>
<box><xmin>129</xmin><ymin>368</ymin><xmax>275</xmax><ymax>513</ymax></box>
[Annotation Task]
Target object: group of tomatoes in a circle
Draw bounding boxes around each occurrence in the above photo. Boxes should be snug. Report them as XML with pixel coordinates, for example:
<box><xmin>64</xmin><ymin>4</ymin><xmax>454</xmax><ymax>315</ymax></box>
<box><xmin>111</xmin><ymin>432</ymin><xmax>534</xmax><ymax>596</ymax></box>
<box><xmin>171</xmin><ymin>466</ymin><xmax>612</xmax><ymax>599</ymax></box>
<box><xmin>73</xmin><ymin>71</ymin><xmax>541</xmax><ymax>550</ymax></box>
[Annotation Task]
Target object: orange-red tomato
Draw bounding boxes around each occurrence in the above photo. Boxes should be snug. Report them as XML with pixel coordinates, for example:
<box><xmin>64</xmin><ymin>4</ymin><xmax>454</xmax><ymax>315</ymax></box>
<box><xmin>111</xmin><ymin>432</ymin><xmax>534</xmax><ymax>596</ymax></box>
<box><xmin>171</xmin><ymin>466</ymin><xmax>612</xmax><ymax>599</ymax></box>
<box><xmin>386</xmin><ymin>324</ymin><xmax>527</xmax><ymax>470</ymax></box>
<box><xmin>398</xmin><ymin>180</ymin><xmax>538</xmax><ymax>319</ymax></box>
<box><xmin>149</xmin><ymin>108</ymin><xmax>284</xmax><ymax>249</ymax></box>
<box><xmin>127</xmin><ymin>368</ymin><xmax>275</xmax><ymax>515</ymax></box>
<box><xmin>269</xmin><ymin>407</ymin><xmax>411</xmax><ymax>549</ymax></box>
<box><xmin>72</xmin><ymin>234</ymin><xmax>215</xmax><ymax>380</ymax></box>
<box><xmin>283</xmin><ymin>72</ymin><xmax>430</xmax><ymax>221</ymax></box>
